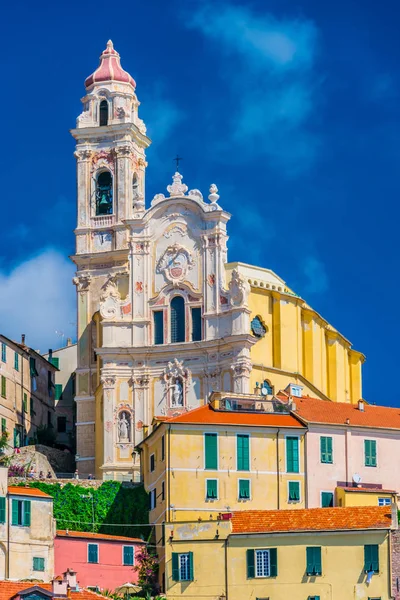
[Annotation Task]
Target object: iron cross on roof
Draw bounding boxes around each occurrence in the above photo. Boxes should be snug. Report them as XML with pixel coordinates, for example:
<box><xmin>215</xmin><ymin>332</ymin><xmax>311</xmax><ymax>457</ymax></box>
<box><xmin>174</xmin><ymin>155</ymin><xmax>183</xmax><ymax>171</ymax></box>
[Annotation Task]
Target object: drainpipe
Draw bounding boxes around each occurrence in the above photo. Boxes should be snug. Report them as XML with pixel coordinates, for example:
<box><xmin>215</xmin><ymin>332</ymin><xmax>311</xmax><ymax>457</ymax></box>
<box><xmin>276</xmin><ymin>429</ymin><xmax>280</xmax><ymax>510</ymax></box>
<box><xmin>304</xmin><ymin>430</ymin><xmax>308</xmax><ymax>508</ymax></box>
<box><xmin>224</xmin><ymin>535</ymin><xmax>229</xmax><ymax>600</ymax></box>
<box><xmin>167</xmin><ymin>425</ymin><xmax>171</xmax><ymax>523</ymax></box>
<box><xmin>6</xmin><ymin>495</ymin><xmax>10</xmax><ymax>579</ymax></box>
<box><xmin>345</xmin><ymin>422</ymin><xmax>349</xmax><ymax>486</ymax></box>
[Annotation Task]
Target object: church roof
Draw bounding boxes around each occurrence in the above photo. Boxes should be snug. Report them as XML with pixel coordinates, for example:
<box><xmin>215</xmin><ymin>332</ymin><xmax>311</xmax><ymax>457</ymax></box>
<box><xmin>85</xmin><ymin>40</ymin><xmax>136</xmax><ymax>89</ymax></box>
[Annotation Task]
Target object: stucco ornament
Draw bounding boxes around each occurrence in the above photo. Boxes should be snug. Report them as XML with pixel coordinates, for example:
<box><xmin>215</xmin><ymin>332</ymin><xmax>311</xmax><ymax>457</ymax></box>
<box><xmin>73</xmin><ymin>273</ymin><xmax>92</xmax><ymax>292</ymax></box>
<box><xmin>167</xmin><ymin>172</ymin><xmax>188</xmax><ymax>197</ymax></box>
<box><xmin>157</xmin><ymin>243</ymin><xmax>194</xmax><ymax>286</ymax></box>
<box><xmin>99</xmin><ymin>275</ymin><xmax>121</xmax><ymax>319</ymax></box>
<box><xmin>161</xmin><ymin>358</ymin><xmax>192</xmax><ymax>408</ymax></box>
<box><xmin>228</xmin><ymin>269</ymin><xmax>250</xmax><ymax>307</ymax></box>
<box><xmin>208</xmin><ymin>184</ymin><xmax>221</xmax><ymax>210</ymax></box>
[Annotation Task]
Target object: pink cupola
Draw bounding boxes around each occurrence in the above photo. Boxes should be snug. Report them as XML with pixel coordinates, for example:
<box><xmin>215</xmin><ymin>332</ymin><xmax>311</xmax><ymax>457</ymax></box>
<box><xmin>85</xmin><ymin>40</ymin><xmax>136</xmax><ymax>89</ymax></box>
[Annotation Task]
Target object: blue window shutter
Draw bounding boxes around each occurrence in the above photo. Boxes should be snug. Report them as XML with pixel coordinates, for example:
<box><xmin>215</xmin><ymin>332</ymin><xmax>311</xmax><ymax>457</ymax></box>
<box><xmin>11</xmin><ymin>499</ymin><xmax>19</xmax><ymax>525</ymax></box>
<box><xmin>191</xmin><ymin>308</ymin><xmax>202</xmax><ymax>341</ymax></box>
<box><xmin>24</xmin><ymin>501</ymin><xmax>31</xmax><ymax>527</ymax></box>
<box><xmin>269</xmin><ymin>548</ymin><xmax>278</xmax><ymax>576</ymax></box>
<box><xmin>172</xmin><ymin>553</ymin><xmax>179</xmax><ymax>581</ymax></box>
<box><xmin>154</xmin><ymin>311</ymin><xmax>164</xmax><ymax>345</ymax></box>
<box><xmin>246</xmin><ymin>549</ymin><xmax>255</xmax><ymax>578</ymax></box>
<box><xmin>205</xmin><ymin>434</ymin><xmax>218</xmax><ymax>469</ymax></box>
<box><xmin>0</xmin><ymin>497</ymin><xmax>5</xmax><ymax>523</ymax></box>
<box><xmin>171</xmin><ymin>296</ymin><xmax>185</xmax><ymax>343</ymax></box>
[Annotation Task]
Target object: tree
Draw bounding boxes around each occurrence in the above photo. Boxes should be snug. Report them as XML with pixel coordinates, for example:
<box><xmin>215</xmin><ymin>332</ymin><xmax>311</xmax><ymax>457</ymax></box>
<box><xmin>0</xmin><ymin>430</ymin><xmax>11</xmax><ymax>465</ymax></box>
<box><xmin>134</xmin><ymin>547</ymin><xmax>159</xmax><ymax>596</ymax></box>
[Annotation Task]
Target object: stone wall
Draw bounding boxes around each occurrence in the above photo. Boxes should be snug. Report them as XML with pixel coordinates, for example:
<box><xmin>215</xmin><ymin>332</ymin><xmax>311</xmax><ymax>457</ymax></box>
<box><xmin>9</xmin><ymin>444</ymin><xmax>75</xmax><ymax>477</ymax></box>
<box><xmin>392</xmin><ymin>529</ymin><xmax>400</xmax><ymax>599</ymax></box>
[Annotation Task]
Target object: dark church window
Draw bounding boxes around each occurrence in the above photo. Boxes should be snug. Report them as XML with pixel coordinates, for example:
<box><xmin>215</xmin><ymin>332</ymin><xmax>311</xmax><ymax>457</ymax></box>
<box><xmin>170</xmin><ymin>296</ymin><xmax>185</xmax><ymax>343</ymax></box>
<box><xmin>154</xmin><ymin>311</ymin><xmax>164</xmax><ymax>345</ymax></box>
<box><xmin>99</xmin><ymin>100</ymin><xmax>108</xmax><ymax>126</ymax></box>
<box><xmin>96</xmin><ymin>171</ymin><xmax>113</xmax><ymax>215</ymax></box>
<box><xmin>191</xmin><ymin>307</ymin><xmax>202</xmax><ymax>342</ymax></box>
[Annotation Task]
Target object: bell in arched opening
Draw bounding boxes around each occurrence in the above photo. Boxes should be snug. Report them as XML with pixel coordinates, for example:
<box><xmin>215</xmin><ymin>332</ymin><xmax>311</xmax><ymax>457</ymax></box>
<box><xmin>99</xmin><ymin>100</ymin><xmax>108</xmax><ymax>126</ymax></box>
<box><xmin>96</xmin><ymin>171</ymin><xmax>113</xmax><ymax>215</ymax></box>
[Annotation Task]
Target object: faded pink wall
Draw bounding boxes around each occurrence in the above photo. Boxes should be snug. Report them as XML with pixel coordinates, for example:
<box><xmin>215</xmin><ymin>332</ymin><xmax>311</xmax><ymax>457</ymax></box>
<box><xmin>307</xmin><ymin>426</ymin><xmax>400</xmax><ymax>508</ymax></box>
<box><xmin>54</xmin><ymin>536</ymin><xmax>142</xmax><ymax>591</ymax></box>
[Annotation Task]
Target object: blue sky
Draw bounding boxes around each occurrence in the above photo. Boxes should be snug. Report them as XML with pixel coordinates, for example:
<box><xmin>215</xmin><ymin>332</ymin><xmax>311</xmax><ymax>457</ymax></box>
<box><xmin>1</xmin><ymin>0</ymin><xmax>399</xmax><ymax>404</ymax></box>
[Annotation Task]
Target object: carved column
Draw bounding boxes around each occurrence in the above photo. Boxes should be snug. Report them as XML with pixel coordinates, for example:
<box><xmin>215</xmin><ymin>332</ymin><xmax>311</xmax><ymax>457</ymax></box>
<box><xmin>133</xmin><ymin>374</ymin><xmax>150</xmax><ymax>445</ymax></box>
<box><xmin>74</xmin><ymin>149</ymin><xmax>92</xmax><ymax>230</ymax></box>
<box><xmin>231</xmin><ymin>359</ymin><xmax>252</xmax><ymax>394</ymax></box>
<box><xmin>101</xmin><ymin>374</ymin><xmax>116</xmax><ymax>467</ymax></box>
<box><xmin>115</xmin><ymin>145</ymin><xmax>132</xmax><ymax>223</ymax></box>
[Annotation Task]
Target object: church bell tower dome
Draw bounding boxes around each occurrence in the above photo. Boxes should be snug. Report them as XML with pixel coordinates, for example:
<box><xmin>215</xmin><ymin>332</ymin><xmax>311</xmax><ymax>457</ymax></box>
<box><xmin>85</xmin><ymin>40</ymin><xmax>136</xmax><ymax>89</ymax></box>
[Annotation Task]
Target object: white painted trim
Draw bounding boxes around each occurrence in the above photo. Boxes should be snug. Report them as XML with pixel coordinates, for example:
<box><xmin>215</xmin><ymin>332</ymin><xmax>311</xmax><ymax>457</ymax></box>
<box><xmin>168</xmin><ymin>467</ymin><xmax>305</xmax><ymax>475</ymax></box>
<box><xmin>122</xmin><ymin>544</ymin><xmax>135</xmax><ymax>566</ymax></box>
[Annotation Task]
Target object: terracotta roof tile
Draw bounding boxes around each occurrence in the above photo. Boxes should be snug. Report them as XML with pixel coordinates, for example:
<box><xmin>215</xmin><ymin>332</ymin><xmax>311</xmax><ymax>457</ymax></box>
<box><xmin>231</xmin><ymin>506</ymin><xmax>392</xmax><ymax>534</ymax></box>
<box><xmin>342</xmin><ymin>486</ymin><xmax>397</xmax><ymax>494</ymax></box>
<box><xmin>0</xmin><ymin>581</ymin><xmax>108</xmax><ymax>599</ymax></box>
<box><xmin>294</xmin><ymin>396</ymin><xmax>400</xmax><ymax>429</ymax></box>
<box><xmin>56</xmin><ymin>529</ymin><xmax>145</xmax><ymax>543</ymax></box>
<box><xmin>161</xmin><ymin>403</ymin><xmax>304</xmax><ymax>428</ymax></box>
<box><xmin>8</xmin><ymin>486</ymin><xmax>52</xmax><ymax>498</ymax></box>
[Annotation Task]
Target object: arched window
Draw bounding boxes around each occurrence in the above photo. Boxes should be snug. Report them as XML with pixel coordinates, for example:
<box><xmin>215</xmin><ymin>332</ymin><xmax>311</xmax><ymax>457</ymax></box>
<box><xmin>170</xmin><ymin>296</ymin><xmax>185</xmax><ymax>343</ymax></box>
<box><xmin>99</xmin><ymin>100</ymin><xmax>108</xmax><ymax>126</ymax></box>
<box><xmin>96</xmin><ymin>171</ymin><xmax>113</xmax><ymax>215</ymax></box>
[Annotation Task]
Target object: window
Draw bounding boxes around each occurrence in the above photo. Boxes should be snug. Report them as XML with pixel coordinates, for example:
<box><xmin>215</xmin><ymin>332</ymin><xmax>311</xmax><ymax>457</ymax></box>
<box><xmin>13</xmin><ymin>427</ymin><xmax>21</xmax><ymax>449</ymax></box>
<box><xmin>246</xmin><ymin>549</ymin><xmax>277</xmax><ymax>578</ymax></box>
<box><xmin>308</xmin><ymin>597</ymin><xmax>321</xmax><ymax>600</ymax></box>
<box><xmin>191</xmin><ymin>307</ymin><xmax>202</xmax><ymax>341</ymax></box>
<box><xmin>50</xmin><ymin>357</ymin><xmax>59</xmax><ymax>368</ymax></box>
<box><xmin>237</xmin><ymin>434</ymin><xmax>250</xmax><ymax>471</ymax></box>
<box><xmin>123</xmin><ymin>546</ymin><xmax>134</xmax><ymax>566</ymax></box>
<box><xmin>378</xmin><ymin>498</ymin><xmax>391</xmax><ymax>506</ymax></box>
<box><xmin>96</xmin><ymin>171</ymin><xmax>113</xmax><ymax>215</ymax></box>
<box><xmin>286</xmin><ymin>436</ymin><xmax>299</xmax><ymax>473</ymax></box>
<box><xmin>47</xmin><ymin>411</ymin><xmax>52</xmax><ymax>427</ymax></box>
<box><xmin>365</xmin><ymin>440</ymin><xmax>377</xmax><ymax>467</ymax></box>
<box><xmin>150</xmin><ymin>489</ymin><xmax>156</xmax><ymax>510</ymax></box>
<box><xmin>1</xmin><ymin>418</ymin><xmax>6</xmax><ymax>433</ymax></box>
<box><xmin>14</xmin><ymin>352</ymin><xmax>19</xmax><ymax>371</ymax></box>
<box><xmin>150</xmin><ymin>454</ymin><xmax>155</xmax><ymax>472</ymax></box>
<box><xmin>170</xmin><ymin>296</ymin><xmax>185</xmax><ymax>343</ymax></box>
<box><xmin>161</xmin><ymin>521</ymin><xmax>165</xmax><ymax>546</ymax></box>
<box><xmin>29</xmin><ymin>357</ymin><xmax>38</xmax><ymax>377</ymax></box>
<box><xmin>1</xmin><ymin>343</ymin><xmax>6</xmax><ymax>362</ymax></box>
<box><xmin>88</xmin><ymin>544</ymin><xmax>99</xmax><ymax>563</ymax></box>
<box><xmin>171</xmin><ymin>552</ymin><xmax>194</xmax><ymax>582</ymax></box>
<box><xmin>306</xmin><ymin>547</ymin><xmax>322</xmax><ymax>576</ymax></box>
<box><xmin>11</xmin><ymin>499</ymin><xmax>31</xmax><ymax>526</ymax></box>
<box><xmin>161</xmin><ymin>481</ymin><xmax>165</xmax><ymax>502</ymax></box>
<box><xmin>206</xmin><ymin>479</ymin><xmax>218</xmax><ymax>500</ymax></box>
<box><xmin>204</xmin><ymin>433</ymin><xmax>218</xmax><ymax>470</ymax></box>
<box><xmin>288</xmin><ymin>481</ymin><xmax>300</xmax><ymax>503</ymax></box>
<box><xmin>0</xmin><ymin>497</ymin><xmax>5</xmax><ymax>523</ymax></box>
<box><xmin>33</xmin><ymin>557</ymin><xmax>45</xmax><ymax>571</ymax></box>
<box><xmin>23</xmin><ymin>393</ymin><xmax>28</xmax><ymax>413</ymax></box>
<box><xmin>320</xmin><ymin>436</ymin><xmax>333</xmax><ymax>463</ymax></box>
<box><xmin>364</xmin><ymin>544</ymin><xmax>379</xmax><ymax>573</ymax></box>
<box><xmin>57</xmin><ymin>417</ymin><xmax>67</xmax><ymax>433</ymax></box>
<box><xmin>321</xmin><ymin>492</ymin><xmax>334</xmax><ymax>508</ymax></box>
<box><xmin>30</xmin><ymin>397</ymin><xmax>35</xmax><ymax>416</ymax></box>
<box><xmin>55</xmin><ymin>384</ymin><xmax>63</xmax><ymax>401</ymax></box>
<box><xmin>161</xmin><ymin>435</ymin><xmax>165</xmax><ymax>461</ymax></box>
<box><xmin>290</xmin><ymin>384</ymin><xmax>303</xmax><ymax>397</ymax></box>
<box><xmin>99</xmin><ymin>100</ymin><xmax>108</xmax><ymax>126</ymax></box>
<box><xmin>154</xmin><ymin>311</ymin><xmax>164</xmax><ymax>345</ymax></box>
<box><xmin>238</xmin><ymin>479</ymin><xmax>250</xmax><ymax>500</ymax></box>
<box><xmin>1</xmin><ymin>376</ymin><xmax>6</xmax><ymax>399</ymax></box>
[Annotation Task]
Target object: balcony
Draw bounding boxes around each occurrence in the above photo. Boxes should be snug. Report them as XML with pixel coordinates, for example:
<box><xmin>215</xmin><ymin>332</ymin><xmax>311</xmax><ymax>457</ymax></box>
<box><xmin>209</xmin><ymin>391</ymin><xmax>291</xmax><ymax>414</ymax></box>
<box><xmin>91</xmin><ymin>215</ymin><xmax>115</xmax><ymax>228</ymax></box>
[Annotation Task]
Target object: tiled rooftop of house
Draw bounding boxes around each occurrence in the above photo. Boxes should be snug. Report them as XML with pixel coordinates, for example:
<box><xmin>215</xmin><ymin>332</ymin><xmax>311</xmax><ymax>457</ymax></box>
<box><xmin>56</xmin><ymin>529</ymin><xmax>145</xmax><ymax>543</ymax></box>
<box><xmin>0</xmin><ymin>582</ymin><xmax>105</xmax><ymax>600</ymax></box>
<box><xmin>8</xmin><ymin>485</ymin><xmax>52</xmax><ymax>498</ymax></box>
<box><xmin>231</xmin><ymin>506</ymin><xmax>392</xmax><ymax>534</ymax></box>
<box><xmin>342</xmin><ymin>486</ymin><xmax>397</xmax><ymax>494</ymax></box>
<box><xmin>293</xmin><ymin>396</ymin><xmax>400</xmax><ymax>429</ymax></box>
<box><xmin>160</xmin><ymin>403</ymin><xmax>304</xmax><ymax>428</ymax></box>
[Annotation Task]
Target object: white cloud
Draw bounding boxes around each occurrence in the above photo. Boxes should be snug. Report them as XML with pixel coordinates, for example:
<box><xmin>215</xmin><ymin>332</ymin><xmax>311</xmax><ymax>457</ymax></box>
<box><xmin>187</xmin><ymin>3</ymin><xmax>320</xmax><ymax>174</ymax></box>
<box><xmin>301</xmin><ymin>256</ymin><xmax>329</xmax><ymax>295</ymax></box>
<box><xmin>0</xmin><ymin>249</ymin><xmax>76</xmax><ymax>353</ymax></box>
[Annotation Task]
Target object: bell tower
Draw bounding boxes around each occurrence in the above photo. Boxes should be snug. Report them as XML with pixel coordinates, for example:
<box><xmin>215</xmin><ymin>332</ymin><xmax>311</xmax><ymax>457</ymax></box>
<box><xmin>71</xmin><ymin>41</ymin><xmax>151</xmax><ymax>476</ymax></box>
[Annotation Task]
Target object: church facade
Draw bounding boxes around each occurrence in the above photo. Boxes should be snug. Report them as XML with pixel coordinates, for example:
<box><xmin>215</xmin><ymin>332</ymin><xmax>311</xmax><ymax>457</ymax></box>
<box><xmin>71</xmin><ymin>42</ymin><xmax>365</xmax><ymax>480</ymax></box>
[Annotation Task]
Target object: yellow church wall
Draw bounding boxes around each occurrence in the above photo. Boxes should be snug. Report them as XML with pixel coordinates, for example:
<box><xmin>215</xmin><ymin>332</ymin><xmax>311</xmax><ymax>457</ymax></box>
<box><xmin>247</xmin><ymin>288</ymin><xmax>273</xmax><ymax>366</ymax></box>
<box><xmin>164</xmin><ymin>521</ymin><xmax>390</xmax><ymax>600</ymax></box>
<box><xmin>94</xmin><ymin>384</ymin><xmax>104</xmax><ymax>477</ymax></box>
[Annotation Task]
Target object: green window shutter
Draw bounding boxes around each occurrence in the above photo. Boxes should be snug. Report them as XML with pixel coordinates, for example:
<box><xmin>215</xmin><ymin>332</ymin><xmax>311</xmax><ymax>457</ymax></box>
<box><xmin>207</xmin><ymin>479</ymin><xmax>217</xmax><ymax>499</ymax></box>
<box><xmin>364</xmin><ymin>544</ymin><xmax>379</xmax><ymax>573</ymax></box>
<box><xmin>1</xmin><ymin>376</ymin><xmax>6</xmax><ymax>398</ymax></box>
<box><xmin>314</xmin><ymin>547</ymin><xmax>322</xmax><ymax>575</ymax></box>
<box><xmin>14</xmin><ymin>352</ymin><xmax>19</xmax><ymax>371</ymax></box>
<box><xmin>30</xmin><ymin>397</ymin><xmax>34</xmax><ymax>416</ymax></box>
<box><xmin>365</xmin><ymin>440</ymin><xmax>370</xmax><ymax>466</ymax></box>
<box><xmin>237</xmin><ymin>435</ymin><xmax>250</xmax><ymax>471</ymax></box>
<box><xmin>320</xmin><ymin>436</ymin><xmax>327</xmax><ymax>462</ymax></box>
<box><xmin>239</xmin><ymin>479</ymin><xmax>250</xmax><ymax>499</ymax></box>
<box><xmin>327</xmin><ymin>436</ymin><xmax>333</xmax><ymax>462</ymax></box>
<box><xmin>29</xmin><ymin>357</ymin><xmax>38</xmax><ymax>377</ymax></box>
<box><xmin>188</xmin><ymin>551</ymin><xmax>194</xmax><ymax>581</ymax></box>
<box><xmin>1</xmin><ymin>344</ymin><xmax>6</xmax><ymax>362</ymax></box>
<box><xmin>205</xmin><ymin>433</ymin><xmax>218</xmax><ymax>470</ymax></box>
<box><xmin>289</xmin><ymin>481</ymin><xmax>300</xmax><ymax>501</ymax></box>
<box><xmin>320</xmin><ymin>437</ymin><xmax>332</xmax><ymax>463</ymax></box>
<box><xmin>11</xmin><ymin>499</ymin><xmax>19</xmax><ymax>525</ymax></box>
<box><xmin>246</xmin><ymin>549</ymin><xmax>255</xmax><ymax>578</ymax></box>
<box><xmin>172</xmin><ymin>552</ymin><xmax>179</xmax><ymax>581</ymax></box>
<box><xmin>269</xmin><ymin>548</ymin><xmax>278</xmax><ymax>577</ymax></box>
<box><xmin>191</xmin><ymin>307</ymin><xmax>202</xmax><ymax>342</ymax></box>
<box><xmin>371</xmin><ymin>440</ymin><xmax>377</xmax><ymax>467</ymax></box>
<box><xmin>286</xmin><ymin>437</ymin><xmax>299</xmax><ymax>473</ymax></box>
<box><xmin>33</xmin><ymin>557</ymin><xmax>45</xmax><ymax>571</ymax></box>
<box><xmin>23</xmin><ymin>393</ymin><xmax>27</xmax><ymax>413</ymax></box>
<box><xmin>0</xmin><ymin>497</ymin><xmax>5</xmax><ymax>523</ymax></box>
<box><xmin>50</xmin><ymin>357</ymin><xmax>59</xmax><ymax>368</ymax></box>
<box><xmin>55</xmin><ymin>384</ymin><xmax>63</xmax><ymax>401</ymax></box>
<box><xmin>24</xmin><ymin>500</ymin><xmax>31</xmax><ymax>527</ymax></box>
<box><xmin>161</xmin><ymin>435</ymin><xmax>165</xmax><ymax>461</ymax></box>
<box><xmin>154</xmin><ymin>311</ymin><xmax>164</xmax><ymax>345</ymax></box>
<box><xmin>306</xmin><ymin>547</ymin><xmax>315</xmax><ymax>575</ymax></box>
<box><xmin>1</xmin><ymin>418</ymin><xmax>6</xmax><ymax>433</ymax></box>
<box><xmin>321</xmin><ymin>492</ymin><xmax>333</xmax><ymax>508</ymax></box>
<box><xmin>88</xmin><ymin>544</ymin><xmax>98</xmax><ymax>563</ymax></box>
<box><xmin>123</xmin><ymin>546</ymin><xmax>134</xmax><ymax>565</ymax></box>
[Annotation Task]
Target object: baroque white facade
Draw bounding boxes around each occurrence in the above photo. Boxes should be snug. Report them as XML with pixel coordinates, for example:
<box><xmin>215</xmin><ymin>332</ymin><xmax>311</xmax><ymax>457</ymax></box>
<box><xmin>71</xmin><ymin>41</ymin><xmax>256</xmax><ymax>480</ymax></box>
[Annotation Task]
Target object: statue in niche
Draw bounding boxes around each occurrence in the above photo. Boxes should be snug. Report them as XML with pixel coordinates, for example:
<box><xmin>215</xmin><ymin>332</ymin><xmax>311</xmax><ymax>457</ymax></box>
<box><xmin>118</xmin><ymin>412</ymin><xmax>130</xmax><ymax>441</ymax></box>
<box><xmin>171</xmin><ymin>379</ymin><xmax>183</xmax><ymax>407</ymax></box>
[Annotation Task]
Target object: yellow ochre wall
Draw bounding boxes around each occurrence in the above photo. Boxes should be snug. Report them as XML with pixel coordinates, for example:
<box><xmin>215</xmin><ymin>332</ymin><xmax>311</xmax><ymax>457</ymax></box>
<box><xmin>245</xmin><ymin>276</ymin><xmax>364</xmax><ymax>404</ymax></box>
<box><xmin>142</xmin><ymin>422</ymin><xmax>306</xmax><ymax>526</ymax></box>
<box><xmin>336</xmin><ymin>487</ymin><xmax>397</xmax><ymax>508</ymax></box>
<box><xmin>164</xmin><ymin>521</ymin><xmax>390</xmax><ymax>600</ymax></box>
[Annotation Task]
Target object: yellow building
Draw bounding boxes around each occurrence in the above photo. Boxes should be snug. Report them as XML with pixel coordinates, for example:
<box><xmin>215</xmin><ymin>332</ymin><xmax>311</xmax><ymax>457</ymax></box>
<box><xmin>164</xmin><ymin>506</ymin><xmax>395</xmax><ymax>599</ymax></box>
<box><xmin>336</xmin><ymin>486</ymin><xmax>398</xmax><ymax>508</ymax></box>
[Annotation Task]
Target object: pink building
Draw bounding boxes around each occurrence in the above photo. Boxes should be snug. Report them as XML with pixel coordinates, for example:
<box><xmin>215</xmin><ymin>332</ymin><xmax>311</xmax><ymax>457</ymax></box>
<box><xmin>293</xmin><ymin>396</ymin><xmax>400</xmax><ymax>508</ymax></box>
<box><xmin>55</xmin><ymin>530</ymin><xmax>145</xmax><ymax>591</ymax></box>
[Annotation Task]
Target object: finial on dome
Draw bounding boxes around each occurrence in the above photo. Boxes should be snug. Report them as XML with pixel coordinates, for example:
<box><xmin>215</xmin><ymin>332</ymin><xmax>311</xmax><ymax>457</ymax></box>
<box><xmin>107</xmin><ymin>39</ymin><xmax>114</xmax><ymax>50</ymax></box>
<box><xmin>167</xmin><ymin>172</ymin><xmax>188</xmax><ymax>197</ymax></box>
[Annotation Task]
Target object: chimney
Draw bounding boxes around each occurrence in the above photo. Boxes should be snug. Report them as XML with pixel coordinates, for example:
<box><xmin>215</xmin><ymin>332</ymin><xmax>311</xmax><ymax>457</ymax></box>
<box><xmin>358</xmin><ymin>399</ymin><xmax>365</xmax><ymax>412</ymax></box>
<box><xmin>21</xmin><ymin>334</ymin><xmax>25</xmax><ymax>345</ymax></box>
<box><xmin>67</xmin><ymin>337</ymin><xmax>72</xmax><ymax>346</ymax></box>
<box><xmin>52</xmin><ymin>576</ymin><xmax>68</xmax><ymax>597</ymax></box>
<box><xmin>63</xmin><ymin>568</ymin><xmax>77</xmax><ymax>590</ymax></box>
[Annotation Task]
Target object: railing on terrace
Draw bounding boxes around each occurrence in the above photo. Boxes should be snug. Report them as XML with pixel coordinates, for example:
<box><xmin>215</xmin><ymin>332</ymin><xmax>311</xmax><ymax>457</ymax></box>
<box><xmin>209</xmin><ymin>391</ymin><xmax>292</xmax><ymax>414</ymax></box>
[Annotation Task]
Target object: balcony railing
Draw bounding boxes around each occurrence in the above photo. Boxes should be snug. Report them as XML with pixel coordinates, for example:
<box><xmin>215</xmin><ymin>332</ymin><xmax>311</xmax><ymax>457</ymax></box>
<box><xmin>209</xmin><ymin>391</ymin><xmax>291</xmax><ymax>414</ymax></box>
<box><xmin>91</xmin><ymin>215</ymin><xmax>115</xmax><ymax>228</ymax></box>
